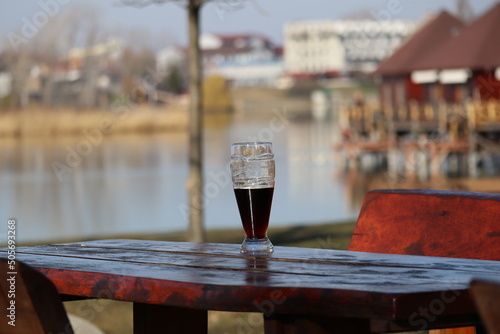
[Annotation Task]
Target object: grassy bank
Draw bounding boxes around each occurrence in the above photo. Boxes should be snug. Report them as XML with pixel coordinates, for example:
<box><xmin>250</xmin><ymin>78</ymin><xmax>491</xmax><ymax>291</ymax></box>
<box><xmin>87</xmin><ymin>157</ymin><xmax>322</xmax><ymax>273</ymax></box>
<box><xmin>129</xmin><ymin>220</ymin><xmax>356</xmax><ymax>249</ymax></box>
<box><xmin>0</xmin><ymin>105</ymin><xmax>188</xmax><ymax>137</ymax></box>
<box><xmin>63</xmin><ymin>221</ymin><xmax>356</xmax><ymax>334</ymax></box>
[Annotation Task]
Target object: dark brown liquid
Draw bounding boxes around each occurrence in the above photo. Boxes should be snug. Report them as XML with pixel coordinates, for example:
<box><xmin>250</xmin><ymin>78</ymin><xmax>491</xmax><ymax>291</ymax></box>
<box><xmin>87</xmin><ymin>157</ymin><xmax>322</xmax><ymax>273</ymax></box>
<box><xmin>234</xmin><ymin>187</ymin><xmax>274</xmax><ymax>239</ymax></box>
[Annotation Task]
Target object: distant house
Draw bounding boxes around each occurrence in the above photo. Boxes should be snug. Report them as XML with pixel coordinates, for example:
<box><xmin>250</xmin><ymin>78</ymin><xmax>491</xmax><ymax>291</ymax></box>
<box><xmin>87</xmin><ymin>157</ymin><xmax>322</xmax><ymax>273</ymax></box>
<box><xmin>375</xmin><ymin>11</ymin><xmax>465</xmax><ymax>108</ymax></box>
<box><xmin>376</xmin><ymin>3</ymin><xmax>500</xmax><ymax>107</ymax></box>
<box><xmin>28</xmin><ymin>40</ymin><xmax>122</xmax><ymax>108</ymax></box>
<box><xmin>200</xmin><ymin>33</ymin><xmax>283</xmax><ymax>87</ymax></box>
<box><xmin>412</xmin><ymin>3</ymin><xmax>500</xmax><ymax>102</ymax></box>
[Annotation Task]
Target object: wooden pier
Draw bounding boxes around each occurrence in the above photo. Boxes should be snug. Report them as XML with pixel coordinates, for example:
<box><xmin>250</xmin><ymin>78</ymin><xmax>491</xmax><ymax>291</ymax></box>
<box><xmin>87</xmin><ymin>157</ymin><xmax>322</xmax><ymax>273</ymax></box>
<box><xmin>335</xmin><ymin>100</ymin><xmax>500</xmax><ymax>178</ymax></box>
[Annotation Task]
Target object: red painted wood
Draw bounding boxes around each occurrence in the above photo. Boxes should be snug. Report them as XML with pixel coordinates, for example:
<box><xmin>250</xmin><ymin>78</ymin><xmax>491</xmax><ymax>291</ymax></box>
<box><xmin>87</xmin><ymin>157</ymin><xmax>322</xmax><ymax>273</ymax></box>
<box><xmin>11</xmin><ymin>240</ymin><xmax>500</xmax><ymax>333</ymax></box>
<box><xmin>406</xmin><ymin>75</ymin><xmax>425</xmax><ymax>103</ymax></box>
<box><xmin>474</xmin><ymin>71</ymin><xmax>500</xmax><ymax>101</ymax></box>
<box><xmin>0</xmin><ymin>259</ymin><xmax>74</xmax><ymax>334</ymax></box>
<box><xmin>349</xmin><ymin>189</ymin><xmax>500</xmax><ymax>260</ymax></box>
<box><xmin>349</xmin><ymin>189</ymin><xmax>500</xmax><ymax>334</ymax></box>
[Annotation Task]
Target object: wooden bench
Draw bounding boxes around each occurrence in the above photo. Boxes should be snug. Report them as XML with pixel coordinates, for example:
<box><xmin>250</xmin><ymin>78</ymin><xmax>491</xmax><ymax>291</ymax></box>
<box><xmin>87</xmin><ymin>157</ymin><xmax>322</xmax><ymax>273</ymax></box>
<box><xmin>470</xmin><ymin>279</ymin><xmax>500</xmax><ymax>334</ymax></box>
<box><xmin>349</xmin><ymin>189</ymin><xmax>500</xmax><ymax>334</ymax></box>
<box><xmin>0</xmin><ymin>259</ymin><xmax>74</xmax><ymax>334</ymax></box>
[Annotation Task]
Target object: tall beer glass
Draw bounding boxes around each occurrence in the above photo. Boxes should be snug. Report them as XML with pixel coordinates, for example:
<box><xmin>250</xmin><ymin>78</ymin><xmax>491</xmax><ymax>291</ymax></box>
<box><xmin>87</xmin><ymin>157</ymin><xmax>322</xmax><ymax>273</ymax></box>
<box><xmin>231</xmin><ymin>142</ymin><xmax>275</xmax><ymax>254</ymax></box>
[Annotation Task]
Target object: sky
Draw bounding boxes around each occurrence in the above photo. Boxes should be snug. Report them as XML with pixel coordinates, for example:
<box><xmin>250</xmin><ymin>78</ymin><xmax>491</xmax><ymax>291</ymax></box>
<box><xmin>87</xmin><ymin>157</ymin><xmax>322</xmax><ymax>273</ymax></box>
<box><xmin>0</xmin><ymin>0</ymin><xmax>498</xmax><ymax>50</ymax></box>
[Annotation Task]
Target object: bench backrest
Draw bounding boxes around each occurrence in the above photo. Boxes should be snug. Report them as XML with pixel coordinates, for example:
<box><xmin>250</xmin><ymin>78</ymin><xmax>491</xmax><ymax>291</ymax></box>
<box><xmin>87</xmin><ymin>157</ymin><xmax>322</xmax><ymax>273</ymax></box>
<box><xmin>470</xmin><ymin>279</ymin><xmax>500</xmax><ymax>334</ymax></box>
<box><xmin>348</xmin><ymin>189</ymin><xmax>500</xmax><ymax>261</ymax></box>
<box><xmin>0</xmin><ymin>258</ymin><xmax>74</xmax><ymax>334</ymax></box>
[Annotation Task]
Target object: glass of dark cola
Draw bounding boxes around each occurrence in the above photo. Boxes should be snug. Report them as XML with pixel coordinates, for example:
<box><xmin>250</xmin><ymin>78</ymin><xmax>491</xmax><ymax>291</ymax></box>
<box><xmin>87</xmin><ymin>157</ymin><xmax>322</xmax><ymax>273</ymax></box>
<box><xmin>231</xmin><ymin>142</ymin><xmax>275</xmax><ymax>254</ymax></box>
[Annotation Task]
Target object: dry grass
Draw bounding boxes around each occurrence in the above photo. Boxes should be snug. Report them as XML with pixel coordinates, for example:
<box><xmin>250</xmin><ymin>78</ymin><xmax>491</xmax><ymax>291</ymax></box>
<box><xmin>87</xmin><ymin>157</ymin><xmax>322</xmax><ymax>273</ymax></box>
<box><xmin>0</xmin><ymin>105</ymin><xmax>188</xmax><ymax>137</ymax></box>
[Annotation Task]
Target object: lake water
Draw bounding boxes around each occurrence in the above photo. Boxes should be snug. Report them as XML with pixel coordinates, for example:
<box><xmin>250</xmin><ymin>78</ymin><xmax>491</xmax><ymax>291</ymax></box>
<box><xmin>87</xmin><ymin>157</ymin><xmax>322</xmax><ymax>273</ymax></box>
<box><xmin>0</xmin><ymin>112</ymin><xmax>360</xmax><ymax>244</ymax></box>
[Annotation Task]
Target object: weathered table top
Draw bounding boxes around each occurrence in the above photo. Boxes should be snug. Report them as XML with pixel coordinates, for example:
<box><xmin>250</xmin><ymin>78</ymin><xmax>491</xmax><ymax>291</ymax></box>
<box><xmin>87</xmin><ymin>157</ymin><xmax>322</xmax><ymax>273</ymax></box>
<box><xmin>14</xmin><ymin>239</ymin><xmax>499</xmax><ymax>333</ymax></box>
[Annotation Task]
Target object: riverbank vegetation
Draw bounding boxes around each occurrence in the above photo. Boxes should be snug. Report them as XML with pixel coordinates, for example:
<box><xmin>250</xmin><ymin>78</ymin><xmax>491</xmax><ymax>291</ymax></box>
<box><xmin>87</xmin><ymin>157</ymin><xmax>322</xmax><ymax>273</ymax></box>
<box><xmin>0</xmin><ymin>105</ymin><xmax>188</xmax><ymax>137</ymax></box>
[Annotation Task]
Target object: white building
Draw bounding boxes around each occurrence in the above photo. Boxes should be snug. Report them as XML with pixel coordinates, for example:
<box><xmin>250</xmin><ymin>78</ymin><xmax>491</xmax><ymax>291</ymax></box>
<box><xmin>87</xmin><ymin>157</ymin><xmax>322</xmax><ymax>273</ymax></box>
<box><xmin>284</xmin><ymin>21</ymin><xmax>345</xmax><ymax>76</ymax></box>
<box><xmin>284</xmin><ymin>19</ymin><xmax>417</xmax><ymax>75</ymax></box>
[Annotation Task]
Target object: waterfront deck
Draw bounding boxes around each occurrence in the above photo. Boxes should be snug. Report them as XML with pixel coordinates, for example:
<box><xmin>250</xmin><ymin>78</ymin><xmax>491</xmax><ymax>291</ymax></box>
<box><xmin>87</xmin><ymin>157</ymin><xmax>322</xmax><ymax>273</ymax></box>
<box><xmin>336</xmin><ymin>100</ymin><xmax>500</xmax><ymax>177</ymax></box>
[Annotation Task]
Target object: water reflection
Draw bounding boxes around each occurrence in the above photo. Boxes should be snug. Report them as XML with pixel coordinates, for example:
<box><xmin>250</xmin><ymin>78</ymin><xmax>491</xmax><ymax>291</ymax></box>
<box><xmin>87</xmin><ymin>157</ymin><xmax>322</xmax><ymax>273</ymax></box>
<box><xmin>1</xmin><ymin>116</ymin><xmax>358</xmax><ymax>244</ymax></box>
<box><xmin>245</xmin><ymin>257</ymin><xmax>270</xmax><ymax>285</ymax></box>
<box><xmin>285</xmin><ymin>120</ymin><xmax>346</xmax><ymax>225</ymax></box>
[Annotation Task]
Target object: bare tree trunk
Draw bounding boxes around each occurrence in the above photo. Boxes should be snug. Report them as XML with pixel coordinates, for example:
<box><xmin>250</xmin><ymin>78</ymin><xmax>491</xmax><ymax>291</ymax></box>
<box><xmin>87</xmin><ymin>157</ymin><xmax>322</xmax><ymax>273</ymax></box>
<box><xmin>187</xmin><ymin>0</ymin><xmax>205</xmax><ymax>243</ymax></box>
<box><xmin>7</xmin><ymin>50</ymin><xmax>31</xmax><ymax>109</ymax></box>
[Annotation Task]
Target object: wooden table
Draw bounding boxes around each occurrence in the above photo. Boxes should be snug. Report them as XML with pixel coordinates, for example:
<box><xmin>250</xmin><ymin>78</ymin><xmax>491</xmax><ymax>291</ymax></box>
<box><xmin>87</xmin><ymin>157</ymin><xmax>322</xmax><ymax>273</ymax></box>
<box><xmin>13</xmin><ymin>239</ymin><xmax>499</xmax><ymax>333</ymax></box>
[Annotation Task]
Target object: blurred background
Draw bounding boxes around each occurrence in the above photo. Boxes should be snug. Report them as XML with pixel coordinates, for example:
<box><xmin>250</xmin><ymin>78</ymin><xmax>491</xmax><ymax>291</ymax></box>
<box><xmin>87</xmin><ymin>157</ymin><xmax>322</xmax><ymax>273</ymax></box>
<box><xmin>3</xmin><ymin>0</ymin><xmax>500</xmax><ymax>332</ymax></box>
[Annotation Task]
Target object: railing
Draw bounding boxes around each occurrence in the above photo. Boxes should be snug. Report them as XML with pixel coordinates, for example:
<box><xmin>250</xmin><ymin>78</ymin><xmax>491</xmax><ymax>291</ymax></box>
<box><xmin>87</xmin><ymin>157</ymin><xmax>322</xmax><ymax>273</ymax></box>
<box><xmin>337</xmin><ymin>100</ymin><xmax>500</xmax><ymax>176</ymax></box>
<box><xmin>340</xmin><ymin>100</ymin><xmax>500</xmax><ymax>138</ymax></box>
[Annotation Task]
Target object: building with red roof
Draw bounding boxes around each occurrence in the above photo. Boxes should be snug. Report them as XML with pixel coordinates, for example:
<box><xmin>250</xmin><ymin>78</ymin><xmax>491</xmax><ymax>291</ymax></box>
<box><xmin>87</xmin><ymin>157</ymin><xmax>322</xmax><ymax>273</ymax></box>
<box><xmin>377</xmin><ymin>3</ymin><xmax>500</xmax><ymax>107</ymax></box>
<box><xmin>376</xmin><ymin>11</ymin><xmax>465</xmax><ymax>107</ymax></box>
<box><xmin>412</xmin><ymin>2</ymin><xmax>500</xmax><ymax>101</ymax></box>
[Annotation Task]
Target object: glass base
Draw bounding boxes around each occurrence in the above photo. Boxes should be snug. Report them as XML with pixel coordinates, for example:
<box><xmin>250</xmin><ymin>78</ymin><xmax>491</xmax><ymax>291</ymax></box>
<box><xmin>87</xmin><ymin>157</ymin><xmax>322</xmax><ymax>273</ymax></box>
<box><xmin>240</xmin><ymin>237</ymin><xmax>274</xmax><ymax>254</ymax></box>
